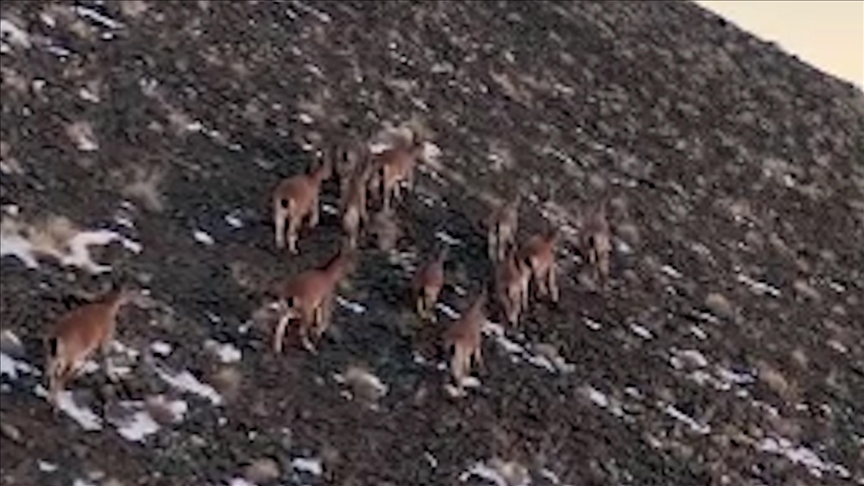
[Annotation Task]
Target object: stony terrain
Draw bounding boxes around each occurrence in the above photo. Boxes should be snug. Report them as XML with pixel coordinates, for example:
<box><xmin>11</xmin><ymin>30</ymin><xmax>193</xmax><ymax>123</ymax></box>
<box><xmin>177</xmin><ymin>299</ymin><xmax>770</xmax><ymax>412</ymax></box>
<box><xmin>1</xmin><ymin>1</ymin><xmax>863</xmax><ymax>485</ymax></box>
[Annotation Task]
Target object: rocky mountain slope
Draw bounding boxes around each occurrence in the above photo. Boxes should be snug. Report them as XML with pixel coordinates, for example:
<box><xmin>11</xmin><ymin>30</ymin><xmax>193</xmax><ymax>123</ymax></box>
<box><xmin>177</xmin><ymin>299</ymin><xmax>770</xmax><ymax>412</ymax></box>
<box><xmin>1</xmin><ymin>1</ymin><xmax>863</xmax><ymax>485</ymax></box>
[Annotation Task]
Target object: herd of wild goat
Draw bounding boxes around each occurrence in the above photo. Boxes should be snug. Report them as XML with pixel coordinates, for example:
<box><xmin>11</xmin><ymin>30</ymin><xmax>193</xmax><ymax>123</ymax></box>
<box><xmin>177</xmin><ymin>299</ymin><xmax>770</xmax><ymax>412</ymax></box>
<box><xmin>42</xmin><ymin>121</ymin><xmax>614</xmax><ymax>406</ymax></box>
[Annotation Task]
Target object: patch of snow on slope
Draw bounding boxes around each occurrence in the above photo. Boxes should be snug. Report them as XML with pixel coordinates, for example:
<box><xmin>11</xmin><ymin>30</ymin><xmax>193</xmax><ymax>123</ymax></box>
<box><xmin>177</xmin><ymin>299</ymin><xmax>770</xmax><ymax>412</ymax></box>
<box><xmin>291</xmin><ymin>456</ymin><xmax>323</xmax><ymax>476</ymax></box>
<box><xmin>0</xmin><ymin>352</ymin><xmax>37</xmax><ymax>380</ymax></box>
<box><xmin>336</xmin><ymin>295</ymin><xmax>366</xmax><ymax>314</ymax></box>
<box><xmin>152</xmin><ymin>362</ymin><xmax>223</xmax><ymax>405</ymax></box>
<box><xmin>34</xmin><ymin>385</ymin><xmax>103</xmax><ymax>431</ymax></box>
<box><xmin>757</xmin><ymin>436</ymin><xmax>852</xmax><ymax>480</ymax></box>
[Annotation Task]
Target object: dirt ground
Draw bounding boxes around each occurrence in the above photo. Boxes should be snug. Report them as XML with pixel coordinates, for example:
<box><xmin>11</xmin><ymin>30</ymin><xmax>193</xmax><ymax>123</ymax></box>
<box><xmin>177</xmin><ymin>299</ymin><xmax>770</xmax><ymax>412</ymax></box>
<box><xmin>1</xmin><ymin>1</ymin><xmax>862</xmax><ymax>485</ymax></box>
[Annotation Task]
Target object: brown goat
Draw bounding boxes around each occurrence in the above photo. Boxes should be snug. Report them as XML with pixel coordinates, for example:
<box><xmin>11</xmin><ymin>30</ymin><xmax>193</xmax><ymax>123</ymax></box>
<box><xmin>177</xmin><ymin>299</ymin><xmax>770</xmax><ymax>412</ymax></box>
<box><xmin>411</xmin><ymin>247</ymin><xmax>448</xmax><ymax>322</ymax></box>
<box><xmin>518</xmin><ymin>228</ymin><xmax>560</xmax><ymax>304</ymax></box>
<box><xmin>334</xmin><ymin>141</ymin><xmax>366</xmax><ymax>198</ymax></box>
<box><xmin>495</xmin><ymin>245</ymin><xmax>531</xmax><ymax>327</ymax></box>
<box><xmin>340</xmin><ymin>161</ymin><xmax>374</xmax><ymax>250</ymax></box>
<box><xmin>270</xmin><ymin>246</ymin><xmax>354</xmax><ymax>354</ymax></box>
<box><xmin>45</xmin><ymin>286</ymin><xmax>134</xmax><ymax>407</ymax></box>
<box><xmin>443</xmin><ymin>291</ymin><xmax>487</xmax><ymax>390</ymax></box>
<box><xmin>272</xmin><ymin>160</ymin><xmax>332</xmax><ymax>254</ymax></box>
<box><xmin>487</xmin><ymin>195</ymin><xmax>520</xmax><ymax>262</ymax></box>
<box><xmin>370</xmin><ymin>130</ymin><xmax>425</xmax><ymax>211</ymax></box>
<box><xmin>580</xmin><ymin>198</ymin><xmax>613</xmax><ymax>289</ymax></box>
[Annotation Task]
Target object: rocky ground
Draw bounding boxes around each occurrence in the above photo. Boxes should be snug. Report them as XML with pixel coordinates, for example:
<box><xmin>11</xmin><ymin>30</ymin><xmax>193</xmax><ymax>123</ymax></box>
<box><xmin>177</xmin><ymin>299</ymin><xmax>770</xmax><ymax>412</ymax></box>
<box><xmin>1</xmin><ymin>1</ymin><xmax>863</xmax><ymax>485</ymax></box>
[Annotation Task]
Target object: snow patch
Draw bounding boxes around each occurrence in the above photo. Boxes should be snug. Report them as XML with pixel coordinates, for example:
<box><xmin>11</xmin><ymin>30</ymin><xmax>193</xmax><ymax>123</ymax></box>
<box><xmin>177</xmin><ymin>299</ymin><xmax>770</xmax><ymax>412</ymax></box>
<box><xmin>37</xmin><ymin>460</ymin><xmax>58</xmax><ymax>472</ymax></box>
<box><xmin>152</xmin><ymin>363</ymin><xmax>222</xmax><ymax>405</ymax></box>
<box><xmin>335</xmin><ymin>295</ymin><xmax>366</xmax><ymax>314</ymax></box>
<box><xmin>34</xmin><ymin>385</ymin><xmax>103</xmax><ymax>431</ymax></box>
<box><xmin>291</xmin><ymin>457</ymin><xmax>323</xmax><ymax>476</ymax></box>
<box><xmin>630</xmin><ymin>323</ymin><xmax>653</xmax><ymax>340</ymax></box>
<box><xmin>109</xmin><ymin>397</ymin><xmax>187</xmax><ymax>442</ymax></box>
<box><xmin>0</xmin><ymin>19</ymin><xmax>31</xmax><ymax>49</ymax></box>
<box><xmin>192</xmin><ymin>230</ymin><xmax>215</xmax><ymax>246</ymax></box>
<box><xmin>757</xmin><ymin>436</ymin><xmax>851</xmax><ymax>479</ymax></box>
<box><xmin>660</xmin><ymin>264</ymin><xmax>683</xmax><ymax>279</ymax></box>
<box><xmin>584</xmin><ymin>317</ymin><xmax>602</xmax><ymax>330</ymax></box>
<box><xmin>225</xmin><ymin>213</ymin><xmax>244</xmax><ymax>229</ymax></box>
<box><xmin>736</xmin><ymin>273</ymin><xmax>781</xmax><ymax>297</ymax></box>
<box><xmin>150</xmin><ymin>341</ymin><xmax>173</xmax><ymax>357</ymax></box>
<box><xmin>0</xmin><ymin>352</ymin><xmax>37</xmax><ymax>380</ymax></box>
<box><xmin>0</xmin><ymin>225</ymin><xmax>141</xmax><ymax>274</ymax></box>
<box><xmin>75</xmin><ymin>5</ymin><xmax>124</xmax><ymax>30</ymax></box>
<box><xmin>112</xmin><ymin>408</ymin><xmax>160</xmax><ymax>442</ymax></box>
<box><xmin>663</xmin><ymin>404</ymin><xmax>711</xmax><ymax>435</ymax></box>
<box><xmin>435</xmin><ymin>302</ymin><xmax>461</xmax><ymax>320</ymax></box>
<box><xmin>435</xmin><ymin>231</ymin><xmax>463</xmax><ymax>246</ymax></box>
<box><xmin>459</xmin><ymin>461</ymin><xmax>525</xmax><ymax>486</ymax></box>
<box><xmin>204</xmin><ymin>340</ymin><xmax>242</xmax><ymax>364</ymax></box>
<box><xmin>321</xmin><ymin>203</ymin><xmax>339</xmax><ymax>216</ymax></box>
<box><xmin>482</xmin><ymin>322</ymin><xmax>575</xmax><ymax>374</ymax></box>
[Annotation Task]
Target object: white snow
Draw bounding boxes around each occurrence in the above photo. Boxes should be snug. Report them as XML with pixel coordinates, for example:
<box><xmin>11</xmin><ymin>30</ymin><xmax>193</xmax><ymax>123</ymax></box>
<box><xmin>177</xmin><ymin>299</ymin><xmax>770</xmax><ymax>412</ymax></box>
<box><xmin>482</xmin><ymin>322</ymin><xmax>574</xmax><ymax>374</ymax></box>
<box><xmin>291</xmin><ymin>457</ymin><xmax>323</xmax><ymax>476</ymax></box>
<box><xmin>192</xmin><ymin>230</ymin><xmax>215</xmax><ymax>246</ymax></box>
<box><xmin>458</xmin><ymin>462</ymin><xmax>515</xmax><ymax>486</ymax></box>
<box><xmin>75</xmin><ymin>5</ymin><xmax>124</xmax><ymax>30</ymax></box>
<box><xmin>434</xmin><ymin>231</ymin><xmax>462</xmax><ymax>246</ymax></box>
<box><xmin>321</xmin><ymin>203</ymin><xmax>339</xmax><ymax>215</ymax></box>
<box><xmin>37</xmin><ymin>460</ymin><xmax>58</xmax><ymax>472</ymax></box>
<box><xmin>660</xmin><ymin>264</ymin><xmax>683</xmax><ymax>279</ymax></box>
<box><xmin>757</xmin><ymin>436</ymin><xmax>851</xmax><ymax>479</ymax></box>
<box><xmin>110</xmin><ymin>397</ymin><xmax>187</xmax><ymax>442</ymax></box>
<box><xmin>335</xmin><ymin>295</ymin><xmax>366</xmax><ymax>314</ymax></box>
<box><xmin>584</xmin><ymin>317</ymin><xmax>602</xmax><ymax>330</ymax></box>
<box><xmin>0</xmin><ymin>19</ymin><xmax>31</xmax><ymax>49</ymax></box>
<box><xmin>424</xmin><ymin>451</ymin><xmax>438</xmax><ymax>468</ymax></box>
<box><xmin>79</xmin><ymin>87</ymin><xmax>100</xmax><ymax>103</ymax></box>
<box><xmin>435</xmin><ymin>302</ymin><xmax>461</xmax><ymax>320</ymax></box>
<box><xmin>225</xmin><ymin>214</ymin><xmax>244</xmax><ymax>228</ymax></box>
<box><xmin>584</xmin><ymin>386</ymin><xmax>610</xmax><ymax>408</ymax></box>
<box><xmin>0</xmin><ymin>351</ymin><xmax>37</xmax><ymax>380</ymax></box>
<box><xmin>736</xmin><ymin>274</ymin><xmax>781</xmax><ymax>297</ymax></box>
<box><xmin>205</xmin><ymin>340</ymin><xmax>242</xmax><ymax>364</ymax></box>
<box><xmin>0</xmin><ymin>226</ymin><xmax>141</xmax><ymax>274</ymax></box>
<box><xmin>227</xmin><ymin>479</ymin><xmax>256</xmax><ymax>486</ymax></box>
<box><xmin>152</xmin><ymin>364</ymin><xmax>223</xmax><ymax>405</ymax></box>
<box><xmin>539</xmin><ymin>468</ymin><xmax>562</xmax><ymax>485</ymax></box>
<box><xmin>690</xmin><ymin>325</ymin><xmax>708</xmax><ymax>340</ymax></box>
<box><xmin>114</xmin><ymin>408</ymin><xmax>160</xmax><ymax>442</ymax></box>
<box><xmin>675</xmin><ymin>349</ymin><xmax>709</xmax><ymax>368</ymax></box>
<box><xmin>630</xmin><ymin>323</ymin><xmax>653</xmax><ymax>340</ymax></box>
<box><xmin>663</xmin><ymin>404</ymin><xmax>711</xmax><ymax>435</ymax></box>
<box><xmin>150</xmin><ymin>341</ymin><xmax>173</xmax><ymax>357</ymax></box>
<box><xmin>34</xmin><ymin>385</ymin><xmax>103</xmax><ymax>431</ymax></box>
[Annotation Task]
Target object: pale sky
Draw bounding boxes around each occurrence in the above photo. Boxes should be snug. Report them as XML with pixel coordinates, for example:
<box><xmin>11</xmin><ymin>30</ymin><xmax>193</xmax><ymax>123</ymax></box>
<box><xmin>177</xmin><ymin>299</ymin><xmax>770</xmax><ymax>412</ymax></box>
<box><xmin>695</xmin><ymin>1</ymin><xmax>864</xmax><ymax>88</ymax></box>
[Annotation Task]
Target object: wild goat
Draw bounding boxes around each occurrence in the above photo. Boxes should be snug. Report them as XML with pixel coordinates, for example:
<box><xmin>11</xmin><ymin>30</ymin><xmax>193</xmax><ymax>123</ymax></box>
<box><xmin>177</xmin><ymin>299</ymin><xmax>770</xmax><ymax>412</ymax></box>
<box><xmin>45</xmin><ymin>285</ymin><xmax>134</xmax><ymax>407</ymax></box>
<box><xmin>370</xmin><ymin>130</ymin><xmax>425</xmax><ymax>211</ymax></box>
<box><xmin>518</xmin><ymin>228</ymin><xmax>560</xmax><ymax>304</ymax></box>
<box><xmin>495</xmin><ymin>245</ymin><xmax>531</xmax><ymax>327</ymax></box>
<box><xmin>340</xmin><ymin>161</ymin><xmax>374</xmax><ymax>250</ymax></box>
<box><xmin>272</xmin><ymin>160</ymin><xmax>332</xmax><ymax>254</ymax></box>
<box><xmin>270</xmin><ymin>246</ymin><xmax>353</xmax><ymax>354</ymax></box>
<box><xmin>487</xmin><ymin>195</ymin><xmax>520</xmax><ymax>262</ymax></box>
<box><xmin>334</xmin><ymin>141</ymin><xmax>366</xmax><ymax>198</ymax></box>
<box><xmin>443</xmin><ymin>291</ymin><xmax>487</xmax><ymax>391</ymax></box>
<box><xmin>580</xmin><ymin>198</ymin><xmax>613</xmax><ymax>289</ymax></box>
<box><xmin>411</xmin><ymin>247</ymin><xmax>448</xmax><ymax>322</ymax></box>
